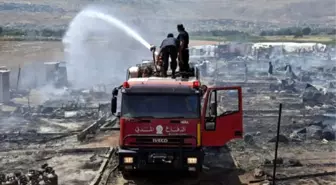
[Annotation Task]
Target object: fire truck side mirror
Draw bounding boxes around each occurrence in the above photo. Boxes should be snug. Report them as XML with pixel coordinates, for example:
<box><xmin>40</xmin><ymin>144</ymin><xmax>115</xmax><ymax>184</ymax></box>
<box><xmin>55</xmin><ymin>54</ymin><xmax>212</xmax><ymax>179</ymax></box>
<box><xmin>116</xmin><ymin>112</ymin><xmax>121</xmax><ymax>118</ymax></box>
<box><xmin>200</xmin><ymin>85</ymin><xmax>208</xmax><ymax>94</ymax></box>
<box><xmin>210</xmin><ymin>102</ymin><xmax>217</xmax><ymax>116</ymax></box>
<box><xmin>111</xmin><ymin>97</ymin><xmax>117</xmax><ymax>114</ymax></box>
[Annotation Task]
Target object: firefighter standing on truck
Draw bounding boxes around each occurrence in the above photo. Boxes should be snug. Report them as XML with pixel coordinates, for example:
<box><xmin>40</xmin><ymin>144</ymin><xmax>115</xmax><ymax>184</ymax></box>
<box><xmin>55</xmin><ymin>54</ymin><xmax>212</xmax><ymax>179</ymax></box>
<box><xmin>159</xmin><ymin>33</ymin><xmax>178</xmax><ymax>78</ymax></box>
<box><xmin>177</xmin><ymin>24</ymin><xmax>190</xmax><ymax>78</ymax></box>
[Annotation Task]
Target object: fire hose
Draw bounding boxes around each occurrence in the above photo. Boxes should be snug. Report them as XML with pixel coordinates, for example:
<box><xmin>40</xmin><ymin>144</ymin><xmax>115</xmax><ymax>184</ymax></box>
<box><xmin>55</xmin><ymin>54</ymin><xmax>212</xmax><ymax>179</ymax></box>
<box><xmin>149</xmin><ymin>45</ymin><xmax>159</xmax><ymax>73</ymax></box>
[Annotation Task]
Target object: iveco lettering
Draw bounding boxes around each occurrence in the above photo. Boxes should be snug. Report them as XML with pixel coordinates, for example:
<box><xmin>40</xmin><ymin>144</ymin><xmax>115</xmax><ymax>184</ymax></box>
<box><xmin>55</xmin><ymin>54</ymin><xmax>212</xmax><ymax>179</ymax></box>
<box><xmin>152</xmin><ymin>138</ymin><xmax>169</xmax><ymax>143</ymax></box>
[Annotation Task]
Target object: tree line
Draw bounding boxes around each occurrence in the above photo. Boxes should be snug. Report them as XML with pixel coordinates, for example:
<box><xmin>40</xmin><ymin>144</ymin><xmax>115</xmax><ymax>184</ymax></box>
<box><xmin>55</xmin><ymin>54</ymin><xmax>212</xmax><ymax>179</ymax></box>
<box><xmin>259</xmin><ymin>27</ymin><xmax>336</xmax><ymax>37</ymax></box>
<box><xmin>0</xmin><ymin>26</ymin><xmax>66</xmax><ymax>38</ymax></box>
<box><xmin>0</xmin><ymin>26</ymin><xmax>250</xmax><ymax>38</ymax></box>
<box><xmin>0</xmin><ymin>25</ymin><xmax>335</xmax><ymax>39</ymax></box>
<box><xmin>189</xmin><ymin>30</ymin><xmax>249</xmax><ymax>37</ymax></box>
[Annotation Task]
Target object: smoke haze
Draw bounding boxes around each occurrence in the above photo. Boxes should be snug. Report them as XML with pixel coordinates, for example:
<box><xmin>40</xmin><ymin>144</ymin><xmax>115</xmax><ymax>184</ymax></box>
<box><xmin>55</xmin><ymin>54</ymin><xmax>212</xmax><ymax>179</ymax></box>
<box><xmin>62</xmin><ymin>4</ymin><xmax>181</xmax><ymax>88</ymax></box>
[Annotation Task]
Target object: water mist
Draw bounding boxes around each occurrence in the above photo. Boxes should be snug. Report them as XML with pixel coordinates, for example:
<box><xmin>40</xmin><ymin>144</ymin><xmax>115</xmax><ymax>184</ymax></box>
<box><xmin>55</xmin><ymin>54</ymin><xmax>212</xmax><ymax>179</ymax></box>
<box><xmin>62</xmin><ymin>6</ymin><xmax>154</xmax><ymax>88</ymax></box>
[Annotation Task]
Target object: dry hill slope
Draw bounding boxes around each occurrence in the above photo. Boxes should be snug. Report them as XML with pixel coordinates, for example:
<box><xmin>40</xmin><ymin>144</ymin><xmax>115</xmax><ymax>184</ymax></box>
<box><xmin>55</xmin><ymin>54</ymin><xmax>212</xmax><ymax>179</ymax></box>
<box><xmin>0</xmin><ymin>0</ymin><xmax>334</xmax><ymax>27</ymax></box>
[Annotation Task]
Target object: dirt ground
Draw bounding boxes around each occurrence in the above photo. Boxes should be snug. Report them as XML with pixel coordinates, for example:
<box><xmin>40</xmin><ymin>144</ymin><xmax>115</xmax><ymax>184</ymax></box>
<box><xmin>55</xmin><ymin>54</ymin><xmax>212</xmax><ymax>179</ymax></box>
<box><xmin>0</xmin><ymin>0</ymin><xmax>334</xmax><ymax>25</ymax></box>
<box><xmin>0</xmin><ymin>41</ymin><xmax>63</xmax><ymax>68</ymax></box>
<box><xmin>0</xmin><ymin>152</ymin><xmax>102</xmax><ymax>185</ymax></box>
<box><xmin>0</xmin><ymin>40</ymin><xmax>217</xmax><ymax>68</ymax></box>
<box><xmin>98</xmin><ymin>78</ymin><xmax>336</xmax><ymax>185</ymax></box>
<box><xmin>0</xmin><ymin>115</ymin><xmax>111</xmax><ymax>185</ymax></box>
<box><xmin>0</xmin><ymin>41</ymin><xmax>335</xmax><ymax>185</ymax></box>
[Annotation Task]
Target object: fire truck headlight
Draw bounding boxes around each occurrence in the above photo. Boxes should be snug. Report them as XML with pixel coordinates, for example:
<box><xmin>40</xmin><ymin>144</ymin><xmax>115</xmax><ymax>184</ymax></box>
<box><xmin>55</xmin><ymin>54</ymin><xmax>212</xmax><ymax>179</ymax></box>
<box><xmin>187</xmin><ymin>157</ymin><xmax>197</xmax><ymax>164</ymax></box>
<box><xmin>124</xmin><ymin>157</ymin><xmax>134</xmax><ymax>164</ymax></box>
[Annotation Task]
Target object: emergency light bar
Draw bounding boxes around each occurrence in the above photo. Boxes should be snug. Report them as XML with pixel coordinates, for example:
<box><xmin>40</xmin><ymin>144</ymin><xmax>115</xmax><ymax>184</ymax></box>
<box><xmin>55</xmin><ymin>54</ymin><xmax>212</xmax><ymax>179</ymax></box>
<box><xmin>123</xmin><ymin>81</ymin><xmax>130</xmax><ymax>88</ymax></box>
<box><xmin>123</xmin><ymin>80</ymin><xmax>200</xmax><ymax>89</ymax></box>
<box><xmin>192</xmin><ymin>80</ymin><xmax>200</xmax><ymax>89</ymax></box>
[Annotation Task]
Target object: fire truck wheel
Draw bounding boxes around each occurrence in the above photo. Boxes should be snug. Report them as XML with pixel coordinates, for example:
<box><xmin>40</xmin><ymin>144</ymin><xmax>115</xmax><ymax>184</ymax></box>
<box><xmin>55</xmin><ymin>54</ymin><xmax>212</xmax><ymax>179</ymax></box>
<box><xmin>189</xmin><ymin>169</ymin><xmax>200</xmax><ymax>178</ymax></box>
<box><xmin>121</xmin><ymin>170</ymin><xmax>133</xmax><ymax>180</ymax></box>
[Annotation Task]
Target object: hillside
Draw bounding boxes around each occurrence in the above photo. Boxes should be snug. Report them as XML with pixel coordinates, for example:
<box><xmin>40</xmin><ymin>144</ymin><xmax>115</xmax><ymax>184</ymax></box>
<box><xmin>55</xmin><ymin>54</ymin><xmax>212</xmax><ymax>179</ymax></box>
<box><xmin>0</xmin><ymin>0</ymin><xmax>335</xmax><ymax>31</ymax></box>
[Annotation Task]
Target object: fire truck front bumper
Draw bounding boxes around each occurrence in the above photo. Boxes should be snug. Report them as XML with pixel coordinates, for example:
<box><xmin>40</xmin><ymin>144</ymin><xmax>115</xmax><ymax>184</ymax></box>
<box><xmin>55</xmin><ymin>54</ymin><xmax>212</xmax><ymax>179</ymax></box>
<box><xmin>118</xmin><ymin>148</ymin><xmax>204</xmax><ymax>172</ymax></box>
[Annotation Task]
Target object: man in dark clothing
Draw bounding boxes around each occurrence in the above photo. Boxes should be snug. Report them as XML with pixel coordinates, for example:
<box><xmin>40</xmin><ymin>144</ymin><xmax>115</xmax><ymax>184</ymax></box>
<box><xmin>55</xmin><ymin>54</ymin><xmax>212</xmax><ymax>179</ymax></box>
<box><xmin>159</xmin><ymin>33</ymin><xmax>178</xmax><ymax>78</ymax></box>
<box><xmin>244</xmin><ymin>62</ymin><xmax>248</xmax><ymax>82</ymax></box>
<box><xmin>176</xmin><ymin>24</ymin><xmax>189</xmax><ymax>78</ymax></box>
<box><xmin>268</xmin><ymin>61</ymin><xmax>273</xmax><ymax>77</ymax></box>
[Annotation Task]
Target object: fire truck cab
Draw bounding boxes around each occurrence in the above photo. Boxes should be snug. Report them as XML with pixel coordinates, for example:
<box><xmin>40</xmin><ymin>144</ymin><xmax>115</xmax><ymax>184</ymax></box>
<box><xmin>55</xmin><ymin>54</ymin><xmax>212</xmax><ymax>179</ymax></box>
<box><xmin>111</xmin><ymin>60</ymin><xmax>243</xmax><ymax>177</ymax></box>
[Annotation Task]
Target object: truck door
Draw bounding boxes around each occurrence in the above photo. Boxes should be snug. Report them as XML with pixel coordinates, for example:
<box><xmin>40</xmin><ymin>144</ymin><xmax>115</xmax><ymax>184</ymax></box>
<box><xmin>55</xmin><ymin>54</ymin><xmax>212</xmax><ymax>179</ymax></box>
<box><xmin>201</xmin><ymin>86</ymin><xmax>243</xmax><ymax>146</ymax></box>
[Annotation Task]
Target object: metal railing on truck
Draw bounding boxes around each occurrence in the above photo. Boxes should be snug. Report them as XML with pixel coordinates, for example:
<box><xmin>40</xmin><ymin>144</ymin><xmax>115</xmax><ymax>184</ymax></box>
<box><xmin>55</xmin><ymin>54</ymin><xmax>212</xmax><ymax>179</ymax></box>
<box><xmin>126</xmin><ymin>62</ymin><xmax>200</xmax><ymax>81</ymax></box>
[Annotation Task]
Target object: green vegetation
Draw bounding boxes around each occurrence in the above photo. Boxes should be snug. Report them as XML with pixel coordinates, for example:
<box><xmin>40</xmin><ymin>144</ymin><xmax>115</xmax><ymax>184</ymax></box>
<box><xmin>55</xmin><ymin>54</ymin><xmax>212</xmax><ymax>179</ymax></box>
<box><xmin>189</xmin><ymin>27</ymin><xmax>336</xmax><ymax>45</ymax></box>
<box><xmin>0</xmin><ymin>25</ymin><xmax>335</xmax><ymax>45</ymax></box>
<box><xmin>259</xmin><ymin>27</ymin><xmax>335</xmax><ymax>36</ymax></box>
<box><xmin>190</xmin><ymin>35</ymin><xmax>336</xmax><ymax>45</ymax></box>
<box><xmin>0</xmin><ymin>26</ymin><xmax>65</xmax><ymax>41</ymax></box>
<box><xmin>0</xmin><ymin>26</ymin><xmax>65</xmax><ymax>37</ymax></box>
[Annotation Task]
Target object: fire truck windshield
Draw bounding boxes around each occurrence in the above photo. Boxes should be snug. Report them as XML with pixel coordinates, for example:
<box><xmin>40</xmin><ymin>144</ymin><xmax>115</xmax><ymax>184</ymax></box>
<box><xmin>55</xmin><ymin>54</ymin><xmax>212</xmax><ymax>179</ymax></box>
<box><xmin>121</xmin><ymin>94</ymin><xmax>200</xmax><ymax>119</ymax></box>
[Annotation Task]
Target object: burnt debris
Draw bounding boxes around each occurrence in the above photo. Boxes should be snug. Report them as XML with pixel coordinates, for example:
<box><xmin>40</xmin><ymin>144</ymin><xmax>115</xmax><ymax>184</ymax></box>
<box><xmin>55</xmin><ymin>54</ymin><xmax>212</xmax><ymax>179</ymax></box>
<box><xmin>0</xmin><ymin>164</ymin><xmax>58</xmax><ymax>185</ymax></box>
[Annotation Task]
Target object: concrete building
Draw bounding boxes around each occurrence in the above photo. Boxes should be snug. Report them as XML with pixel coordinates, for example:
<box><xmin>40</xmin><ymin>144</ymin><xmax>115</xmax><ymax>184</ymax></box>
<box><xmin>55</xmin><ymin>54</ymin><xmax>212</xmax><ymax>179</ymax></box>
<box><xmin>0</xmin><ymin>68</ymin><xmax>10</xmax><ymax>103</ymax></box>
<box><xmin>44</xmin><ymin>62</ymin><xmax>60</xmax><ymax>84</ymax></box>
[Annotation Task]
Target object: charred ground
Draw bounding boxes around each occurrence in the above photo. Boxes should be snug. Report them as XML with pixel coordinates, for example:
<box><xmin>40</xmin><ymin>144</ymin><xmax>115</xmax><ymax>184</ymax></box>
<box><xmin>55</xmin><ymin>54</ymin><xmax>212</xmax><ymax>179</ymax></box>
<box><xmin>0</xmin><ymin>1</ymin><xmax>335</xmax><ymax>184</ymax></box>
<box><xmin>0</xmin><ymin>40</ymin><xmax>335</xmax><ymax>184</ymax></box>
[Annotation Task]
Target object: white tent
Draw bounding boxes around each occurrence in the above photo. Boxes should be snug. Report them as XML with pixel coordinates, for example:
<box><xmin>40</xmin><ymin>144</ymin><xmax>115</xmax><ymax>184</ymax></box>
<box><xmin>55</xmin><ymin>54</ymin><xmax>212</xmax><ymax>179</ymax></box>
<box><xmin>251</xmin><ymin>42</ymin><xmax>327</xmax><ymax>54</ymax></box>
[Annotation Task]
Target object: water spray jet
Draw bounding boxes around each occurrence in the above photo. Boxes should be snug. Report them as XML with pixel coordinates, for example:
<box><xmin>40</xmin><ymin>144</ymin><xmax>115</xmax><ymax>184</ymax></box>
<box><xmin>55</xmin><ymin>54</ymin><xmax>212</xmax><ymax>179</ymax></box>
<box><xmin>62</xmin><ymin>6</ymin><xmax>158</xmax><ymax>88</ymax></box>
<box><xmin>80</xmin><ymin>9</ymin><xmax>152</xmax><ymax>50</ymax></box>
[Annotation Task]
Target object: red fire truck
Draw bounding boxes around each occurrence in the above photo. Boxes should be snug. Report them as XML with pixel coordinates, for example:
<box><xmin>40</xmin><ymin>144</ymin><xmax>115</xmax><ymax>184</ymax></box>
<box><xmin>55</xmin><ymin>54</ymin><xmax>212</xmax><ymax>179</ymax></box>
<box><xmin>111</xmin><ymin>57</ymin><xmax>243</xmax><ymax>177</ymax></box>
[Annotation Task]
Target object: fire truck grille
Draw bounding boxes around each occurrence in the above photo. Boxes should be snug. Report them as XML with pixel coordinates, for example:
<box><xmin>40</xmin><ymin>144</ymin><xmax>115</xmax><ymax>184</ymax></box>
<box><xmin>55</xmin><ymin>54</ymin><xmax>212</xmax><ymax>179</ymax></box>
<box><xmin>129</xmin><ymin>135</ymin><xmax>194</xmax><ymax>146</ymax></box>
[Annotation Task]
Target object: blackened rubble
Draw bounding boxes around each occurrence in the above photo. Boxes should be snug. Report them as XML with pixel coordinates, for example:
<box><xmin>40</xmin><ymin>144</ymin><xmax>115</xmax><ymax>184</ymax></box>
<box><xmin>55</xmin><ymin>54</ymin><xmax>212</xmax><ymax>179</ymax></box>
<box><xmin>0</xmin><ymin>164</ymin><xmax>58</xmax><ymax>185</ymax></box>
<box><xmin>190</xmin><ymin>42</ymin><xmax>336</xmax><ymax>184</ymax></box>
<box><xmin>0</xmin><ymin>42</ymin><xmax>335</xmax><ymax>185</ymax></box>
